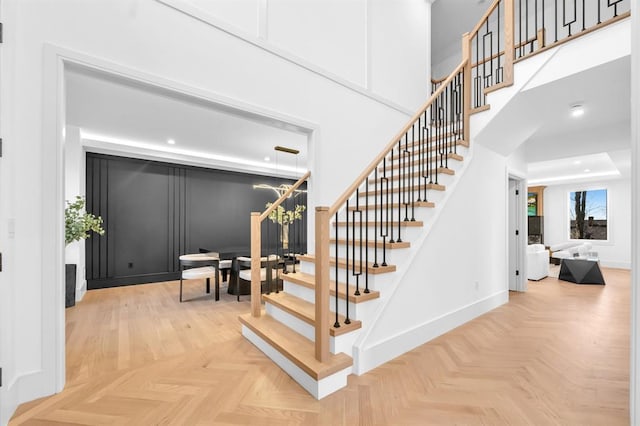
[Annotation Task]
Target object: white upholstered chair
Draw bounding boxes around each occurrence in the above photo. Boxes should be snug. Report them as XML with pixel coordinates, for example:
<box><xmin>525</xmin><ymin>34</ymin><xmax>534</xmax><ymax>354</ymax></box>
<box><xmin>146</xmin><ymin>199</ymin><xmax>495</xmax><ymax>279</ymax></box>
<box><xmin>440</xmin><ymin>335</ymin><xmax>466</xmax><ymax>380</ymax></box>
<box><xmin>229</xmin><ymin>255</ymin><xmax>280</xmax><ymax>301</ymax></box>
<box><xmin>527</xmin><ymin>244</ymin><xmax>549</xmax><ymax>281</ymax></box>
<box><xmin>179</xmin><ymin>253</ymin><xmax>220</xmax><ymax>302</ymax></box>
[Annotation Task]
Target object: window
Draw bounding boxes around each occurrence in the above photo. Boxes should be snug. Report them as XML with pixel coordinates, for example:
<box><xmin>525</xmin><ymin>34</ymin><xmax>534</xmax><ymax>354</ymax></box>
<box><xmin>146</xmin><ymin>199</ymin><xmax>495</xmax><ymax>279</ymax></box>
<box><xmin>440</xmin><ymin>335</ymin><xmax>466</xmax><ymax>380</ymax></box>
<box><xmin>569</xmin><ymin>189</ymin><xmax>608</xmax><ymax>240</ymax></box>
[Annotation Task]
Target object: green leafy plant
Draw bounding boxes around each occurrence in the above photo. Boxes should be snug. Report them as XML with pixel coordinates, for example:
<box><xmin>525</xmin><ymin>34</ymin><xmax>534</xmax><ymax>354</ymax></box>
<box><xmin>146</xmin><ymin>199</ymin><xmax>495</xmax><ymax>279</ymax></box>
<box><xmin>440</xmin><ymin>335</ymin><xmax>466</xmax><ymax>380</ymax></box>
<box><xmin>266</xmin><ymin>203</ymin><xmax>306</xmax><ymax>225</ymax></box>
<box><xmin>65</xmin><ymin>196</ymin><xmax>105</xmax><ymax>245</ymax></box>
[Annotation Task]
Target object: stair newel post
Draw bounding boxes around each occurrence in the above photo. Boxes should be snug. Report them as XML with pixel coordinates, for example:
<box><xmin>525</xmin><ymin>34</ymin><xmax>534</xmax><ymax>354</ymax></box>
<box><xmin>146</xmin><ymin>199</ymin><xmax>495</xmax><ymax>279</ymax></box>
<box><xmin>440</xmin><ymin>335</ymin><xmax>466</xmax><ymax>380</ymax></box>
<box><xmin>504</xmin><ymin>0</ymin><xmax>515</xmax><ymax>87</ymax></box>
<box><xmin>462</xmin><ymin>32</ymin><xmax>472</xmax><ymax>144</ymax></box>
<box><xmin>251</xmin><ymin>212</ymin><xmax>262</xmax><ymax>318</ymax></box>
<box><xmin>315</xmin><ymin>206</ymin><xmax>331</xmax><ymax>362</ymax></box>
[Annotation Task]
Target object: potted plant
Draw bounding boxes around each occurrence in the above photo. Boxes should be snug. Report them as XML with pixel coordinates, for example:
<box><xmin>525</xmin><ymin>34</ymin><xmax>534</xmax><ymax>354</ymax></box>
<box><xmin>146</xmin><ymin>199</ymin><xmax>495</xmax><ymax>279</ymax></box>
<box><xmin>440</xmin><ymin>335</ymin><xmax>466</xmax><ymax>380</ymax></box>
<box><xmin>266</xmin><ymin>203</ymin><xmax>306</xmax><ymax>250</ymax></box>
<box><xmin>65</xmin><ymin>196</ymin><xmax>104</xmax><ymax>307</ymax></box>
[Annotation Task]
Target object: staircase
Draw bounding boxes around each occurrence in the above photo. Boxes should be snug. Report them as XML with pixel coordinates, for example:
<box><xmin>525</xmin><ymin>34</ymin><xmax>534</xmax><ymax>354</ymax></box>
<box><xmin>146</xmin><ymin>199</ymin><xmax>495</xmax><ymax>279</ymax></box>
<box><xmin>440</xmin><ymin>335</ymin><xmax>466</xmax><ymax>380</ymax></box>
<box><xmin>239</xmin><ymin>0</ymin><xmax>631</xmax><ymax>399</ymax></box>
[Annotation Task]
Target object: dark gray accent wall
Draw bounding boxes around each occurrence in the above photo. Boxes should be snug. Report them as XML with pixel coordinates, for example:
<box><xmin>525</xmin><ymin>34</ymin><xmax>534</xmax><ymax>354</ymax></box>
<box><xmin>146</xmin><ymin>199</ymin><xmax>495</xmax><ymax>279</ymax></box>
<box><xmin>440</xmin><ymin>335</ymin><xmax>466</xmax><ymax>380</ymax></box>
<box><xmin>86</xmin><ymin>153</ymin><xmax>307</xmax><ymax>289</ymax></box>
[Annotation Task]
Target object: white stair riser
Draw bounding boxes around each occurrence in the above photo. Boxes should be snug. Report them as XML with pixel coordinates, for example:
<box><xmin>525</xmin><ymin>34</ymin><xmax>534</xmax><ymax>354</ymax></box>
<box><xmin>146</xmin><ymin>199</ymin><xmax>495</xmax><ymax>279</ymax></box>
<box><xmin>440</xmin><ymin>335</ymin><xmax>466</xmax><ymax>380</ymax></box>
<box><xmin>297</xmin><ymin>260</ymin><xmax>400</xmax><ymax>289</ymax></box>
<box><xmin>282</xmin><ymin>280</ymin><xmax>377</xmax><ymax>321</ymax></box>
<box><xmin>356</xmin><ymin>191</ymin><xmax>447</xmax><ymax>208</ymax></box>
<box><xmin>264</xmin><ymin>302</ymin><xmax>359</xmax><ymax>356</ymax></box>
<box><xmin>241</xmin><ymin>325</ymin><xmax>351</xmax><ymax>399</ymax></box>
<box><xmin>331</xmin><ymin>227</ymin><xmax>424</xmax><ymax>246</ymax></box>
<box><xmin>329</xmin><ymin>245</ymin><xmax>417</xmax><ymax>267</ymax></box>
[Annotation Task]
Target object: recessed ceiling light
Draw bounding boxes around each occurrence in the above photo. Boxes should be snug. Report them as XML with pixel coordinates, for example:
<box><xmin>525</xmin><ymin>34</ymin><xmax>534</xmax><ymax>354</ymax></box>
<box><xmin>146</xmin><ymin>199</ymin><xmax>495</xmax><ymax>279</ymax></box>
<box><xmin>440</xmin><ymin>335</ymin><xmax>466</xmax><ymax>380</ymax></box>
<box><xmin>167</xmin><ymin>139</ymin><xmax>176</xmax><ymax>145</ymax></box>
<box><xmin>584</xmin><ymin>169</ymin><xmax>591</xmax><ymax>173</ymax></box>
<box><xmin>264</xmin><ymin>156</ymin><xmax>270</xmax><ymax>162</ymax></box>
<box><xmin>573</xmin><ymin>160</ymin><xmax>581</xmax><ymax>165</ymax></box>
<box><xmin>570</xmin><ymin>104</ymin><xmax>584</xmax><ymax>118</ymax></box>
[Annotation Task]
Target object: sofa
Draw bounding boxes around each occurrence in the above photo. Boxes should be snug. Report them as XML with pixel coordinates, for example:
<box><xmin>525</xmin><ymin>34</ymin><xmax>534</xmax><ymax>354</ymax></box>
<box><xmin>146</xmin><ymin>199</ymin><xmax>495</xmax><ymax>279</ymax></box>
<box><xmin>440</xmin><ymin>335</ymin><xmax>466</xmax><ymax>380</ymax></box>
<box><xmin>527</xmin><ymin>244</ymin><xmax>550</xmax><ymax>281</ymax></box>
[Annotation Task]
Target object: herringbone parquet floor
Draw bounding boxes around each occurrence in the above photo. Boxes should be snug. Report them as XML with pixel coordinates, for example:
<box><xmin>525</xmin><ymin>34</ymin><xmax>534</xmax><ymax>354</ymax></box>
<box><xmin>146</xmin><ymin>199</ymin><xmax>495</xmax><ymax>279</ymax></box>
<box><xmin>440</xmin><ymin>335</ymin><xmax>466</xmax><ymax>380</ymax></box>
<box><xmin>11</xmin><ymin>267</ymin><xmax>630</xmax><ymax>425</ymax></box>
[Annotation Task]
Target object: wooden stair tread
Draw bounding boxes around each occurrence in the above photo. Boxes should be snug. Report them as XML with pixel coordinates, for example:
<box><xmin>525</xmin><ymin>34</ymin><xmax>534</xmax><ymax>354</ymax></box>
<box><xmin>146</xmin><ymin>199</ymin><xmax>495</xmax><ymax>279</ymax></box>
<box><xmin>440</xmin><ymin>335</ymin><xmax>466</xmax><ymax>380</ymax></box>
<box><xmin>368</xmin><ymin>168</ymin><xmax>454</xmax><ymax>184</ymax></box>
<box><xmin>348</xmin><ymin>201</ymin><xmax>435</xmax><ymax>210</ymax></box>
<box><xmin>330</xmin><ymin>238</ymin><xmax>410</xmax><ymax>249</ymax></box>
<box><xmin>392</xmin><ymin>138</ymin><xmax>468</xmax><ymax>153</ymax></box>
<box><xmin>263</xmin><ymin>292</ymin><xmax>362</xmax><ymax>337</ymax></box>
<box><xmin>299</xmin><ymin>254</ymin><xmax>396</xmax><ymax>274</ymax></box>
<box><xmin>380</xmin><ymin>153</ymin><xmax>464</xmax><ymax>171</ymax></box>
<box><xmin>470</xmin><ymin>104</ymin><xmax>491</xmax><ymax>114</ymax></box>
<box><xmin>333</xmin><ymin>220</ymin><xmax>424</xmax><ymax>228</ymax></box>
<box><xmin>239</xmin><ymin>313</ymin><xmax>353</xmax><ymax>380</ymax></box>
<box><xmin>360</xmin><ymin>184</ymin><xmax>445</xmax><ymax>196</ymax></box>
<box><xmin>282</xmin><ymin>271</ymin><xmax>381</xmax><ymax>303</ymax></box>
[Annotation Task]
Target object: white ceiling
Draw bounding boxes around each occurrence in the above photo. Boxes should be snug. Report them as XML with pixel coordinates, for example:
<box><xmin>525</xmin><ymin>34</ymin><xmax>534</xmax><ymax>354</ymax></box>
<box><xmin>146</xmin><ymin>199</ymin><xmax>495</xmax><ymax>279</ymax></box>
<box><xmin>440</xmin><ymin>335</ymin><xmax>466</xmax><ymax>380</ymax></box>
<box><xmin>65</xmin><ymin>64</ymin><xmax>308</xmax><ymax>177</ymax></box>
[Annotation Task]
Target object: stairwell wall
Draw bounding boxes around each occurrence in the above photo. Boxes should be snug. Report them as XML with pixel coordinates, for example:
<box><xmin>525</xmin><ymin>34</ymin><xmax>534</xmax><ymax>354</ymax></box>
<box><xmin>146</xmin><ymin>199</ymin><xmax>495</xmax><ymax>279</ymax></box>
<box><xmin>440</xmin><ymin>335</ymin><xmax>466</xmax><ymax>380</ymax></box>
<box><xmin>355</xmin><ymin>143</ymin><xmax>509</xmax><ymax>374</ymax></box>
<box><xmin>0</xmin><ymin>0</ymin><xmax>432</xmax><ymax>422</ymax></box>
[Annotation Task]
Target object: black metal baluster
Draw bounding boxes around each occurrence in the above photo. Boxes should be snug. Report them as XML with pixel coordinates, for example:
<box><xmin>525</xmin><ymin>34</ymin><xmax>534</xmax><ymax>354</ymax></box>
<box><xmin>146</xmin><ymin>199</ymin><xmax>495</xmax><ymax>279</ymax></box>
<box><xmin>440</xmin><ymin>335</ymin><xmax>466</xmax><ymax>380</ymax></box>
<box><xmin>524</xmin><ymin>0</ymin><xmax>529</xmax><ymax>51</ymax></box>
<box><xmin>497</xmin><ymin>2</ymin><xmax>502</xmax><ymax>81</ymax></box>
<box><xmin>411</xmin><ymin>124</ymin><xmax>416</xmax><ymax>221</ymax></box>
<box><xmin>373</xmin><ymin>167</ymin><xmax>379</xmax><ymax>268</ymax></box>
<box><xmin>555</xmin><ymin>0</ymin><xmax>559</xmax><ymax>42</ymax></box>
<box><xmin>364</xmin><ymin>180</ymin><xmax>370</xmax><ymax>294</ymax></box>
<box><xmin>381</xmin><ymin>159</ymin><xmax>388</xmax><ymax>267</ymax></box>
<box><xmin>519</xmin><ymin>0</ymin><xmax>523</xmax><ymax>58</ymax></box>
<box><xmin>334</xmin><ymin>212</ymin><xmax>340</xmax><ymax>328</ymax></box>
<box><xmin>582</xmin><ymin>0</ymin><xmax>585</xmax><ymax>31</ymax></box>
<box><xmin>542</xmin><ymin>0</ymin><xmax>546</xmax><ymax>47</ymax></box>
<box><xmin>397</xmin><ymin>141</ymin><xmax>403</xmax><ymax>243</ymax></box>
<box><xmin>417</xmin><ymin>114</ymin><xmax>423</xmax><ymax>203</ymax></box>
<box><xmin>389</xmin><ymin>148</ymin><xmax>394</xmax><ymax>244</ymax></box>
<box><xmin>403</xmin><ymin>136</ymin><xmax>409</xmax><ymax>222</ymax></box>
<box><xmin>354</xmin><ymin>190</ymin><xmax>361</xmax><ymax>297</ymax></box>
<box><xmin>534</xmin><ymin>0</ymin><xmax>538</xmax><ymax>50</ymax></box>
<box><xmin>345</xmin><ymin>198</ymin><xmax>349</xmax><ymax>321</ymax></box>
<box><xmin>475</xmin><ymin>32</ymin><xmax>480</xmax><ymax>107</ymax></box>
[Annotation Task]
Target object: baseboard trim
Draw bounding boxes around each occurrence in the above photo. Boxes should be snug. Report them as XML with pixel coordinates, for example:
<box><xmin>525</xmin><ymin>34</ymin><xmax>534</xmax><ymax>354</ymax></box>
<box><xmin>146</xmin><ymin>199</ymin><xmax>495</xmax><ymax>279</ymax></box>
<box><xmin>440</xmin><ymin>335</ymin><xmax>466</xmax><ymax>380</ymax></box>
<box><xmin>353</xmin><ymin>290</ymin><xmax>508</xmax><ymax>375</ymax></box>
<box><xmin>1</xmin><ymin>369</ymin><xmax>58</xmax><ymax>425</ymax></box>
<box><xmin>76</xmin><ymin>279</ymin><xmax>87</xmax><ymax>302</ymax></box>
<box><xmin>601</xmin><ymin>261</ymin><xmax>631</xmax><ymax>270</ymax></box>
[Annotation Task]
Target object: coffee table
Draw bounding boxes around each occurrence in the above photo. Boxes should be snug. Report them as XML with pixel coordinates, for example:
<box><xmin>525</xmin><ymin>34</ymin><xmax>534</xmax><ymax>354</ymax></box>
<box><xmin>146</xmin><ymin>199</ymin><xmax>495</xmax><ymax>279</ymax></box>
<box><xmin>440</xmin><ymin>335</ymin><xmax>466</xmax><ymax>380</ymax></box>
<box><xmin>558</xmin><ymin>258</ymin><xmax>605</xmax><ymax>285</ymax></box>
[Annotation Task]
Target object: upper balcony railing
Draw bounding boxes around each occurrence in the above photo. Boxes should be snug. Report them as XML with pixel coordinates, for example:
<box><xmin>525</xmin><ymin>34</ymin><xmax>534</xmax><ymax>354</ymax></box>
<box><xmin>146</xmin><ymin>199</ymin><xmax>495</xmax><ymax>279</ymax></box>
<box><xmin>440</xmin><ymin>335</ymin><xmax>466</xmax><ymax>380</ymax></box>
<box><xmin>514</xmin><ymin>0</ymin><xmax>631</xmax><ymax>62</ymax></box>
<box><xmin>434</xmin><ymin>0</ymin><xmax>630</xmax><ymax>105</ymax></box>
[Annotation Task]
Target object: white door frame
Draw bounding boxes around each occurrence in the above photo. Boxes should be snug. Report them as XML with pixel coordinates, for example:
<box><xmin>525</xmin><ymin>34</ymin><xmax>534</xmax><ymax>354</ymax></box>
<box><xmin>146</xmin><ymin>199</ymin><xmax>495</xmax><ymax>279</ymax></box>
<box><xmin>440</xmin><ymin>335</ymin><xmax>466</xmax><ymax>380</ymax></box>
<box><xmin>41</xmin><ymin>44</ymin><xmax>318</xmax><ymax>404</ymax></box>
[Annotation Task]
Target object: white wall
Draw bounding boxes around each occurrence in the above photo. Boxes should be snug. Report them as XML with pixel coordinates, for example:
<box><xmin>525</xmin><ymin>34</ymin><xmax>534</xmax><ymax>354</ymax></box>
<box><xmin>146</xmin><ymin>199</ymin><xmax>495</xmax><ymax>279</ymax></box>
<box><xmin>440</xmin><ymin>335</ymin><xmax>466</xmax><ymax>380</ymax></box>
<box><xmin>355</xmin><ymin>144</ymin><xmax>509</xmax><ymax>373</ymax></box>
<box><xmin>368</xmin><ymin>0</ymin><xmax>431</xmax><ymax>110</ymax></box>
<box><xmin>543</xmin><ymin>178</ymin><xmax>631</xmax><ymax>269</ymax></box>
<box><xmin>0</xmin><ymin>0</ymin><xmax>432</xmax><ymax>421</ymax></box>
<box><xmin>267</xmin><ymin>0</ymin><xmax>366</xmax><ymax>87</ymax></box>
<box><xmin>169</xmin><ymin>0</ymin><xmax>431</xmax><ymax>111</ymax></box>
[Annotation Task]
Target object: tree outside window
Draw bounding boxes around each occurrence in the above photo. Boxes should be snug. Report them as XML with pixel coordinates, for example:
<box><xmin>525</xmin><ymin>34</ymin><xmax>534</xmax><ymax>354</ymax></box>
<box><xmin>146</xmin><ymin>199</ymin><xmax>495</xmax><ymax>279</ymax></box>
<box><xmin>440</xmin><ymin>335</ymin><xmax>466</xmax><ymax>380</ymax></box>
<box><xmin>569</xmin><ymin>189</ymin><xmax>608</xmax><ymax>240</ymax></box>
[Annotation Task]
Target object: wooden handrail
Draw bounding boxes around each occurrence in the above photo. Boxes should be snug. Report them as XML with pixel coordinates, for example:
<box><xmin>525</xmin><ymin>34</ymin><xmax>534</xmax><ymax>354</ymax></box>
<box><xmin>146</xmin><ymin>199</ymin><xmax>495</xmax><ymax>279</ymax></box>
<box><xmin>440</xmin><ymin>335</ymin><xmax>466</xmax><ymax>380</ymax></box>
<box><xmin>468</xmin><ymin>0</ymin><xmax>502</xmax><ymax>39</ymax></box>
<box><xmin>328</xmin><ymin>59</ymin><xmax>468</xmax><ymax>217</ymax></box>
<box><xmin>431</xmin><ymin>75</ymin><xmax>448</xmax><ymax>85</ymax></box>
<box><xmin>259</xmin><ymin>171</ymin><xmax>311</xmax><ymax>222</ymax></box>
